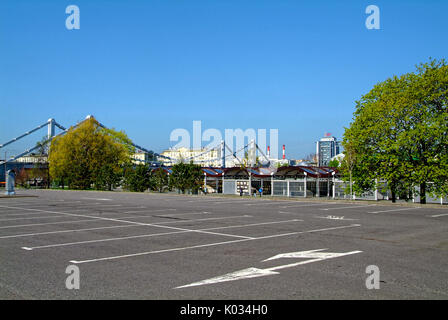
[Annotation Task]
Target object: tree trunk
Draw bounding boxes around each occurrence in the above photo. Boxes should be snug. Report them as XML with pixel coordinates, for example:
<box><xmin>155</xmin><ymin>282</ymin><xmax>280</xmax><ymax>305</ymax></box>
<box><xmin>349</xmin><ymin>171</ymin><xmax>353</xmax><ymax>199</ymax></box>
<box><xmin>420</xmin><ymin>182</ymin><xmax>427</xmax><ymax>204</ymax></box>
<box><xmin>391</xmin><ymin>181</ymin><xmax>396</xmax><ymax>203</ymax></box>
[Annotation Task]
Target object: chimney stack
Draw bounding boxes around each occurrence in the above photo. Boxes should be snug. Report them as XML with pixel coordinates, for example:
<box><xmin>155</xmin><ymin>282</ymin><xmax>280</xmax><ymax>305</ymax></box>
<box><xmin>282</xmin><ymin>145</ymin><xmax>285</xmax><ymax>160</ymax></box>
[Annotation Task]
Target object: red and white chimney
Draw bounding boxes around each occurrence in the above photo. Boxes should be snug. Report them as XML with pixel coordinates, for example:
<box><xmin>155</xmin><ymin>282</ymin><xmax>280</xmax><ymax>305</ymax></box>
<box><xmin>282</xmin><ymin>145</ymin><xmax>285</xmax><ymax>160</ymax></box>
<box><xmin>267</xmin><ymin>146</ymin><xmax>270</xmax><ymax>158</ymax></box>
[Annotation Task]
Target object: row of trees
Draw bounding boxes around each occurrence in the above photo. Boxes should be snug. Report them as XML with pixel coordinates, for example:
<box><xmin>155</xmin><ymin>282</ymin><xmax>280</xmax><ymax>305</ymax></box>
<box><xmin>340</xmin><ymin>59</ymin><xmax>448</xmax><ymax>204</ymax></box>
<box><xmin>123</xmin><ymin>162</ymin><xmax>204</xmax><ymax>194</ymax></box>
<box><xmin>48</xmin><ymin>117</ymin><xmax>204</xmax><ymax>193</ymax></box>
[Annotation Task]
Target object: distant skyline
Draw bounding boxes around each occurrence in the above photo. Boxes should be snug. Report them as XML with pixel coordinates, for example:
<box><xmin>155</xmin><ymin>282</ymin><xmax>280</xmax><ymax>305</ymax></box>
<box><xmin>1</xmin><ymin>0</ymin><xmax>447</xmax><ymax>159</ymax></box>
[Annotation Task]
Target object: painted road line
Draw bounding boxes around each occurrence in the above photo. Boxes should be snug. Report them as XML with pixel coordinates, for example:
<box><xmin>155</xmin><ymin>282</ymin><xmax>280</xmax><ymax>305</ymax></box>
<box><xmin>280</xmin><ymin>203</ymin><xmax>336</xmax><ymax>209</ymax></box>
<box><xmin>150</xmin><ymin>211</ymin><xmax>212</xmax><ymax>217</ymax></box>
<box><xmin>0</xmin><ymin>205</ymin><xmax>256</xmax><ymax>242</ymax></box>
<box><xmin>2</xmin><ymin>202</ymin><xmax>120</xmax><ymax>209</ymax></box>
<box><xmin>368</xmin><ymin>207</ymin><xmax>421</xmax><ymax>214</ymax></box>
<box><xmin>187</xmin><ymin>199</ymin><xmax>230</xmax><ymax>203</ymax></box>
<box><xmin>320</xmin><ymin>205</ymin><xmax>375</xmax><ymax>211</ymax></box>
<box><xmin>81</xmin><ymin>198</ymin><xmax>112</xmax><ymax>201</ymax></box>
<box><xmin>315</xmin><ymin>216</ymin><xmax>359</xmax><ymax>221</ymax></box>
<box><xmin>429</xmin><ymin>213</ymin><xmax>448</xmax><ymax>218</ymax></box>
<box><xmin>211</xmin><ymin>200</ymin><xmax>255</xmax><ymax>204</ymax></box>
<box><xmin>69</xmin><ymin>224</ymin><xmax>360</xmax><ymax>264</ymax></box>
<box><xmin>0</xmin><ymin>211</ymin><xmax>249</xmax><ymax>229</ymax></box>
<box><xmin>0</xmin><ymin>218</ymin><xmax>123</xmax><ymax>229</ymax></box>
<box><xmin>21</xmin><ymin>219</ymin><xmax>302</xmax><ymax>250</ymax></box>
<box><xmin>154</xmin><ymin>215</ymin><xmax>251</xmax><ymax>224</ymax></box>
<box><xmin>244</xmin><ymin>201</ymin><xmax>302</xmax><ymax>206</ymax></box>
<box><xmin>0</xmin><ymin>211</ymin><xmax>62</xmax><ymax>218</ymax></box>
<box><xmin>1</xmin><ymin>201</ymin><xmax>83</xmax><ymax>208</ymax></box>
<box><xmin>0</xmin><ymin>215</ymin><xmax>83</xmax><ymax>222</ymax></box>
<box><xmin>4</xmin><ymin>215</ymin><xmax>252</xmax><ymax>240</ymax></box>
<box><xmin>122</xmin><ymin>208</ymin><xmax>176</xmax><ymax>214</ymax></box>
<box><xmin>0</xmin><ymin>224</ymin><xmax>139</xmax><ymax>239</ymax></box>
<box><xmin>0</xmin><ymin>209</ymin><xmax>174</xmax><ymax>222</ymax></box>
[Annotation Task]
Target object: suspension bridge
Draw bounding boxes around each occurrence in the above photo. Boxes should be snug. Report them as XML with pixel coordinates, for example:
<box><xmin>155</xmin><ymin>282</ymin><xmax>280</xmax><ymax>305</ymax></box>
<box><xmin>0</xmin><ymin>115</ymin><xmax>271</xmax><ymax>182</ymax></box>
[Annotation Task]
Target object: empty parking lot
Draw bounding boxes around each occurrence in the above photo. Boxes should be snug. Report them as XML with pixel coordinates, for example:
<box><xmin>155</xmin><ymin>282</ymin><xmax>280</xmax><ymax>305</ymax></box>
<box><xmin>0</xmin><ymin>189</ymin><xmax>447</xmax><ymax>299</ymax></box>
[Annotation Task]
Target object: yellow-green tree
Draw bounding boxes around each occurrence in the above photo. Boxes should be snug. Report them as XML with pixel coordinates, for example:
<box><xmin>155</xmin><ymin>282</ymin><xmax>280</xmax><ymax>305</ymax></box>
<box><xmin>49</xmin><ymin>117</ymin><xmax>133</xmax><ymax>190</ymax></box>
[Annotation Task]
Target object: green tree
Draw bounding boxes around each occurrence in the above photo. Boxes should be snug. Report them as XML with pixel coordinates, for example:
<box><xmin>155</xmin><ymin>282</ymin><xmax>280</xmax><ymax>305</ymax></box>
<box><xmin>49</xmin><ymin>117</ymin><xmax>132</xmax><ymax>190</ymax></box>
<box><xmin>170</xmin><ymin>162</ymin><xmax>203</xmax><ymax>194</ymax></box>
<box><xmin>342</xmin><ymin>59</ymin><xmax>448</xmax><ymax>203</ymax></box>
<box><xmin>123</xmin><ymin>164</ymin><xmax>152</xmax><ymax>192</ymax></box>
<box><xmin>151</xmin><ymin>168</ymin><xmax>169</xmax><ymax>193</ymax></box>
<box><xmin>328</xmin><ymin>159</ymin><xmax>340</xmax><ymax>168</ymax></box>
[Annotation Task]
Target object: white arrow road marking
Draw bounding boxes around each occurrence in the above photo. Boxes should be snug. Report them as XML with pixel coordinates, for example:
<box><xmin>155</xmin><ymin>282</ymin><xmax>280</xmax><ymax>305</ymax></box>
<box><xmin>175</xmin><ymin>249</ymin><xmax>362</xmax><ymax>289</ymax></box>
<box><xmin>175</xmin><ymin>268</ymin><xmax>280</xmax><ymax>288</ymax></box>
<box><xmin>263</xmin><ymin>249</ymin><xmax>362</xmax><ymax>261</ymax></box>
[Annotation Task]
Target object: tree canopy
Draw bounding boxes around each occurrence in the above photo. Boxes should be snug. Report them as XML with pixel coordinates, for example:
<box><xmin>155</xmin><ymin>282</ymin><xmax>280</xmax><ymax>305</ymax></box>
<box><xmin>341</xmin><ymin>59</ymin><xmax>448</xmax><ymax>203</ymax></box>
<box><xmin>170</xmin><ymin>162</ymin><xmax>203</xmax><ymax>194</ymax></box>
<box><xmin>48</xmin><ymin>117</ymin><xmax>133</xmax><ymax>190</ymax></box>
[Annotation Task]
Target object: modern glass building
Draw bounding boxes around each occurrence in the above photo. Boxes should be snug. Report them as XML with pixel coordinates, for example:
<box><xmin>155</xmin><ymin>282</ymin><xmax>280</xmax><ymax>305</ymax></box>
<box><xmin>316</xmin><ymin>134</ymin><xmax>341</xmax><ymax>166</ymax></box>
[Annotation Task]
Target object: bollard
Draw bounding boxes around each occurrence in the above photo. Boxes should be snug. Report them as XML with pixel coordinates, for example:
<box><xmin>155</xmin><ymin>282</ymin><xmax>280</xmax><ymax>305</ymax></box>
<box><xmin>5</xmin><ymin>170</ymin><xmax>15</xmax><ymax>196</ymax></box>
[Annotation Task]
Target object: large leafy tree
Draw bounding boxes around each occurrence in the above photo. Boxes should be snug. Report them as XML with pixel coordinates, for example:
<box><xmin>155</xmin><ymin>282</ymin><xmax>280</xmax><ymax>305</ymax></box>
<box><xmin>49</xmin><ymin>117</ymin><xmax>132</xmax><ymax>190</ymax></box>
<box><xmin>123</xmin><ymin>164</ymin><xmax>152</xmax><ymax>192</ymax></box>
<box><xmin>151</xmin><ymin>168</ymin><xmax>169</xmax><ymax>193</ymax></box>
<box><xmin>342</xmin><ymin>59</ymin><xmax>448</xmax><ymax>203</ymax></box>
<box><xmin>170</xmin><ymin>162</ymin><xmax>203</xmax><ymax>194</ymax></box>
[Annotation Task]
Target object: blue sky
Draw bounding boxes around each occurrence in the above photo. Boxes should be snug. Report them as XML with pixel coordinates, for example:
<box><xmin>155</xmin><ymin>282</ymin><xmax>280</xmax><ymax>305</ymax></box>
<box><xmin>1</xmin><ymin>0</ymin><xmax>447</xmax><ymax>159</ymax></box>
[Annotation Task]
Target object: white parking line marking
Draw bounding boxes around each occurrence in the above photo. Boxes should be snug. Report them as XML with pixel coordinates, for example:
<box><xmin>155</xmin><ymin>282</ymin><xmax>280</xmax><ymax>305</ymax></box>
<box><xmin>69</xmin><ymin>224</ymin><xmax>361</xmax><ymax>264</ymax></box>
<box><xmin>1</xmin><ymin>201</ymin><xmax>82</xmax><ymax>208</ymax></box>
<box><xmin>21</xmin><ymin>219</ymin><xmax>302</xmax><ymax>250</ymax></box>
<box><xmin>368</xmin><ymin>207</ymin><xmax>421</xmax><ymax>214</ymax></box>
<box><xmin>321</xmin><ymin>205</ymin><xmax>375</xmax><ymax>211</ymax></box>
<box><xmin>0</xmin><ymin>211</ymin><xmax>58</xmax><ymax>217</ymax></box>
<box><xmin>315</xmin><ymin>216</ymin><xmax>358</xmax><ymax>221</ymax></box>
<box><xmin>2</xmin><ymin>215</ymin><xmax>251</xmax><ymax>239</ymax></box>
<box><xmin>429</xmin><ymin>213</ymin><xmax>448</xmax><ymax>218</ymax></box>
<box><xmin>244</xmin><ymin>201</ymin><xmax>299</xmax><ymax>206</ymax></box>
<box><xmin>156</xmin><ymin>215</ymin><xmax>251</xmax><ymax>224</ymax></box>
<box><xmin>0</xmin><ymin>218</ymin><xmax>124</xmax><ymax>229</ymax></box>
<box><xmin>0</xmin><ymin>225</ymin><xmax>139</xmax><ymax>239</ymax></box>
<box><xmin>280</xmin><ymin>203</ymin><xmax>335</xmax><ymax>209</ymax></box>
<box><xmin>122</xmin><ymin>208</ymin><xmax>176</xmax><ymax>214</ymax></box>
<box><xmin>0</xmin><ymin>204</ymin><xmax>253</xmax><ymax>241</ymax></box>
<box><xmin>81</xmin><ymin>198</ymin><xmax>112</xmax><ymax>201</ymax></box>
<box><xmin>0</xmin><ymin>215</ymin><xmax>78</xmax><ymax>222</ymax></box>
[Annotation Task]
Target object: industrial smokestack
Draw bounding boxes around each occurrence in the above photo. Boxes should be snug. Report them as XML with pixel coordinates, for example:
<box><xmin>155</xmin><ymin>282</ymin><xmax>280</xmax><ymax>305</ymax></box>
<box><xmin>282</xmin><ymin>145</ymin><xmax>285</xmax><ymax>160</ymax></box>
<box><xmin>267</xmin><ymin>146</ymin><xmax>270</xmax><ymax>158</ymax></box>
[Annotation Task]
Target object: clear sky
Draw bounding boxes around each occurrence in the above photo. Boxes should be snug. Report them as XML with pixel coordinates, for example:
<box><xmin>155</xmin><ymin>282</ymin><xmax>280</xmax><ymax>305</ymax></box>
<box><xmin>1</xmin><ymin>0</ymin><xmax>447</xmax><ymax>159</ymax></box>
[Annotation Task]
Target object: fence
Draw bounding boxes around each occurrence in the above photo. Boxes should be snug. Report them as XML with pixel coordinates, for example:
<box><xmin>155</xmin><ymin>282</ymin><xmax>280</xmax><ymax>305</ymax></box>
<box><xmin>221</xmin><ymin>178</ymin><xmax>447</xmax><ymax>204</ymax></box>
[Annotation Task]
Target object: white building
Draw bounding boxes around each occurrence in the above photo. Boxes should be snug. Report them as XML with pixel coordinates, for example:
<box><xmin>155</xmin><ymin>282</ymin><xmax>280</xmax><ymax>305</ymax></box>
<box><xmin>14</xmin><ymin>155</ymin><xmax>48</xmax><ymax>163</ymax></box>
<box><xmin>131</xmin><ymin>152</ymin><xmax>154</xmax><ymax>165</ymax></box>
<box><xmin>158</xmin><ymin>147</ymin><xmax>221</xmax><ymax>167</ymax></box>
